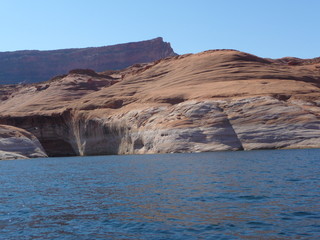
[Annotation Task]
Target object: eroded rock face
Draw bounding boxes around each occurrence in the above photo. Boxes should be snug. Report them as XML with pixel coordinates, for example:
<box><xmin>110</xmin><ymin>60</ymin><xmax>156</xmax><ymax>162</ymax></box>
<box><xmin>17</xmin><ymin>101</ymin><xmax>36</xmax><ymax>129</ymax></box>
<box><xmin>0</xmin><ymin>49</ymin><xmax>320</xmax><ymax>157</ymax></box>
<box><xmin>57</xmin><ymin>101</ymin><xmax>241</xmax><ymax>156</ymax></box>
<box><xmin>224</xmin><ymin>96</ymin><xmax>320</xmax><ymax>150</ymax></box>
<box><xmin>0</xmin><ymin>125</ymin><xmax>47</xmax><ymax>160</ymax></box>
<box><xmin>0</xmin><ymin>150</ymin><xmax>28</xmax><ymax>160</ymax></box>
<box><xmin>63</xmin><ymin>97</ymin><xmax>320</xmax><ymax>155</ymax></box>
<box><xmin>0</xmin><ymin>37</ymin><xmax>176</xmax><ymax>84</ymax></box>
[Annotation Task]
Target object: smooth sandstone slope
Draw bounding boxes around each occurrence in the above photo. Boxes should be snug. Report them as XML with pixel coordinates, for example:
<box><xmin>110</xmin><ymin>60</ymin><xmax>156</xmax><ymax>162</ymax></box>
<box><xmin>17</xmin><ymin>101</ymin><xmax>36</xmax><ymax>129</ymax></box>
<box><xmin>0</xmin><ymin>50</ymin><xmax>319</xmax><ymax>156</ymax></box>
<box><xmin>0</xmin><ymin>125</ymin><xmax>47</xmax><ymax>160</ymax></box>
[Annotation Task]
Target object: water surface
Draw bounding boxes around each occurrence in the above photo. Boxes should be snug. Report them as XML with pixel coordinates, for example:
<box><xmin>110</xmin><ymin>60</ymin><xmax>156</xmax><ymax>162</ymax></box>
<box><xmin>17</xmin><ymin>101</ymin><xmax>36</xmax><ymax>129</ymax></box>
<box><xmin>1</xmin><ymin>149</ymin><xmax>320</xmax><ymax>239</ymax></box>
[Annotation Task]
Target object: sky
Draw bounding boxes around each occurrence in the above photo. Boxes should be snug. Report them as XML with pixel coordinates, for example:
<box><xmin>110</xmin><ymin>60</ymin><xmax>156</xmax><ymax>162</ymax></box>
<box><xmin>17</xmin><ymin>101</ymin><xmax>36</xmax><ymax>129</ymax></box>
<box><xmin>1</xmin><ymin>0</ymin><xmax>319</xmax><ymax>58</ymax></box>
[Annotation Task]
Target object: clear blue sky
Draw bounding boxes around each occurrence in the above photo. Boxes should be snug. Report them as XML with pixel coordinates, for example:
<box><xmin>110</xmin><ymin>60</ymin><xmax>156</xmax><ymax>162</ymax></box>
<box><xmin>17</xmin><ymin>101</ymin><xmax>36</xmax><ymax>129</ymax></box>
<box><xmin>1</xmin><ymin>0</ymin><xmax>319</xmax><ymax>58</ymax></box>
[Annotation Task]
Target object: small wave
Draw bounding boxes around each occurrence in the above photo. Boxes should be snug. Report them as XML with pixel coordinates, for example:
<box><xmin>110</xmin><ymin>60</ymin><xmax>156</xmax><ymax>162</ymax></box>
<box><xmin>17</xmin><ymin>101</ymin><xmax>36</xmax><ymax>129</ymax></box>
<box><xmin>292</xmin><ymin>211</ymin><xmax>316</xmax><ymax>217</ymax></box>
<box><xmin>238</xmin><ymin>195</ymin><xmax>269</xmax><ymax>200</ymax></box>
<box><xmin>247</xmin><ymin>221</ymin><xmax>273</xmax><ymax>226</ymax></box>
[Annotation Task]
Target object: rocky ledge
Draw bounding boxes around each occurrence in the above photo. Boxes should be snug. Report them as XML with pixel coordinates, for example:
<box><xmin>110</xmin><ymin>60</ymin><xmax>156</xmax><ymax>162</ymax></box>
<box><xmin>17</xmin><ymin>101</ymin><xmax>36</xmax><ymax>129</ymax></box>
<box><xmin>0</xmin><ymin>125</ymin><xmax>47</xmax><ymax>160</ymax></box>
<box><xmin>0</xmin><ymin>50</ymin><xmax>319</xmax><ymax>157</ymax></box>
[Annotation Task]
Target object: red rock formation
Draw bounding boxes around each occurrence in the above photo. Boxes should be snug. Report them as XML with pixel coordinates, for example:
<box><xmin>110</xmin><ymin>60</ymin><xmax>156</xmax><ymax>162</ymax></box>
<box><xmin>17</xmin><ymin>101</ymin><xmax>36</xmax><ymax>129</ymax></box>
<box><xmin>0</xmin><ymin>50</ymin><xmax>320</xmax><ymax>157</ymax></box>
<box><xmin>0</xmin><ymin>37</ymin><xmax>176</xmax><ymax>84</ymax></box>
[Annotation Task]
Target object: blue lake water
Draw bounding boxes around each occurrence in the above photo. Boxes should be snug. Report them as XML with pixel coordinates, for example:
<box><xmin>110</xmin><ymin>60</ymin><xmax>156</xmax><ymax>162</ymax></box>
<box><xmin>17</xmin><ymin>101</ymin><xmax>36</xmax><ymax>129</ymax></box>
<box><xmin>0</xmin><ymin>149</ymin><xmax>320</xmax><ymax>239</ymax></box>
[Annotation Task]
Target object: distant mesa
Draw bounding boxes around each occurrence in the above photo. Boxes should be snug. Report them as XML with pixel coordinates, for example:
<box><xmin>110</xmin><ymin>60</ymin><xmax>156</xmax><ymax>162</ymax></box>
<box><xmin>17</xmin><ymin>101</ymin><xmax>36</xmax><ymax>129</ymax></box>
<box><xmin>0</xmin><ymin>37</ymin><xmax>176</xmax><ymax>84</ymax></box>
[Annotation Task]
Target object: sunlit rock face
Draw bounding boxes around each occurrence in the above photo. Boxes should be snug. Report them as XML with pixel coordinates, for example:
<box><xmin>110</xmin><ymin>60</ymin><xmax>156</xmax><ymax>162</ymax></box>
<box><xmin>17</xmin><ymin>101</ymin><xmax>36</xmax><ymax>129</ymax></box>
<box><xmin>0</xmin><ymin>125</ymin><xmax>47</xmax><ymax>160</ymax></box>
<box><xmin>0</xmin><ymin>49</ymin><xmax>320</xmax><ymax>157</ymax></box>
<box><xmin>0</xmin><ymin>37</ymin><xmax>176</xmax><ymax>84</ymax></box>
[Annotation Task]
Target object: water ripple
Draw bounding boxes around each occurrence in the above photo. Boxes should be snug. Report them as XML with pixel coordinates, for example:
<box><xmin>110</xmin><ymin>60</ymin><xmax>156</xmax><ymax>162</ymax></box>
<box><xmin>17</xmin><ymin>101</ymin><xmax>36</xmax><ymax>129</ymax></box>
<box><xmin>0</xmin><ymin>148</ymin><xmax>320</xmax><ymax>239</ymax></box>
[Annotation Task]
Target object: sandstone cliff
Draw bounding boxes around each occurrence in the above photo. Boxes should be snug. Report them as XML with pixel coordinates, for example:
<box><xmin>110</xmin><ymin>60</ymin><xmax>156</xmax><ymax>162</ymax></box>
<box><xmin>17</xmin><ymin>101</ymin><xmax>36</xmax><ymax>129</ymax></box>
<box><xmin>0</xmin><ymin>37</ymin><xmax>176</xmax><ymax>84</ymax></box>
<box><xmin>0</xmin><ymin>50</ymin><xmax>319</xmax><ymax>157</ymax></box>
<box><xmin>0</xmin><ymin>125</ymin><xmax>47</xmax><ymax>160</ymax></box>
